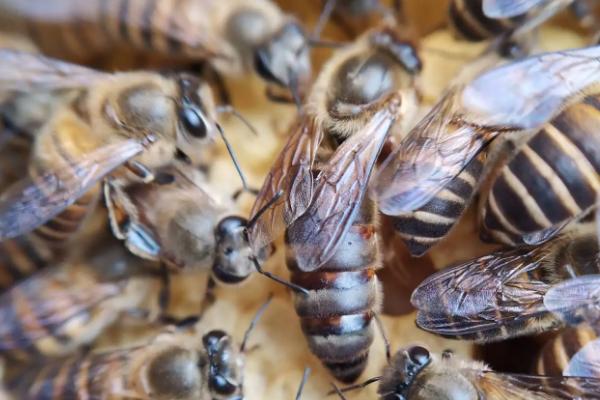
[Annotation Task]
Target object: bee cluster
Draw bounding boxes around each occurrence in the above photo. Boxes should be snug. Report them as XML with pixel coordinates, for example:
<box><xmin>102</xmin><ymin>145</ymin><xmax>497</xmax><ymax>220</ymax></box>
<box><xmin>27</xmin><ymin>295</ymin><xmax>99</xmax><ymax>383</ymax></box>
<box><xmin>0</xmin><ymin>0</ymin><xmax>599</xmax><ymax>399</ymax></box>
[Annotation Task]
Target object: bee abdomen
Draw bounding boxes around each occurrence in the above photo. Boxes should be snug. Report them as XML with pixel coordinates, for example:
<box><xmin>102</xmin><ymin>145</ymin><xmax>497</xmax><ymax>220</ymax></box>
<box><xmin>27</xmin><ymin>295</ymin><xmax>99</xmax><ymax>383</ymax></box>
<box><xmin>287</xmin><ymin>202</ymin><xmax>380</xmax><ymax>383</ymax></box>
<box><xmin>0</xmin><ymin>234</ymin><xmax>53</xmax><ymax>292</ymax></box>
<box><xmin>481</xmin><ymin>100</ymin><xmax>600</xmax><ymax>245</ymax></box>
<box><xmin>392</xmin><ymin>153</ymin><xmax>484</xmax><ymax>256</ymax></box>
<box><xmin>32</xmin><ymin>185</ymin><xmax>99</xmax><ymax>247</ymax></box>
<box><xmin>536</xmin><ymin>326</ymin><xmax>599</xmax><ymax>377</ymax></box>
<box><xmin>448</xmin><ymin>0</ymin><xmax>523</xmax><ymax>41</ymax></box>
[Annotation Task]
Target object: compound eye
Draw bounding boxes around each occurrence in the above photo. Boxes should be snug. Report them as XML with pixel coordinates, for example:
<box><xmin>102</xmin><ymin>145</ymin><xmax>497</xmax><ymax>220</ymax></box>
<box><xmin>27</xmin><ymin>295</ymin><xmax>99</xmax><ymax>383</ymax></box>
<box><xmin>180</xmin><ymin>107</ymin><xmax>207</xmax><ymax>138</ymax></box>
<box><xmin>210</xmin><ymin>375</ymin><xmax>238</xmax><ymax>396</ymax></box>
<box><xmin>408</xmin><ymin>346</ymin><xmax>430</xmax><ymax>367</ymax></box>
<box><xmin>202</xmin><ymin>330</ymin><xmax>228</xmax><ymax>350</ymax></box>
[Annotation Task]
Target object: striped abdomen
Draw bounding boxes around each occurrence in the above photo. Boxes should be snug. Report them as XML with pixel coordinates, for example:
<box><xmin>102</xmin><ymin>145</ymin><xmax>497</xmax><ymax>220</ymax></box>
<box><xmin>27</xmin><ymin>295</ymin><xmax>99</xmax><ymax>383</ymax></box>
<box><xmin>0</xmin><ymin>0</ymin><xmax>221</xmax><ymax>63</ymax></box>
<box><xmin>286</xmin><ymin>199</ymin><xmax>380</xmax><ymax>383</ymax></box>
<box><xmin>0</xmin><ymin>185</ymin><xmax>100</xmax><ymax>292</ymax></box>
<box><xmin>392</xmin><ymin>152</ymin><xmax>485</xmax><ymax>256</ymax></box>
<box><xmin>536</xmin><ymin>326</ymin><xmax>599</xmax><ymax>377</ymax></box>
<box><xmin>7</xmin><ymin>350</ymin><xmax>132</xmax><ymax>399</ymax></box>
<box><xmin>480</xmin><ymin>97</ymin><xmax>600</xmax><ymax>246</ymax></box>
<box><xmin>448</xmin><ymin>0</ymin><xmax>524</xmax><ymax>41</ymax></box>
<box><xmin>0</xmin><ymin>266</ymin><xmax>124</xmax><ymax>361</ymax></box>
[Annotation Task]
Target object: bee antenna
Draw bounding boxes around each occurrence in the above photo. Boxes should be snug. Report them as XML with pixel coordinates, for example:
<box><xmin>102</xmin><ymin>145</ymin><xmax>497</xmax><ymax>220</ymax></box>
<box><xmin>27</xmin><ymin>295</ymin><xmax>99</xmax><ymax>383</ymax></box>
<box><xmin>216</xmin><ymin>105</ymin><xmax>259</xmax><ymax>137</ymax></box>
<box><xmin>295</xmin><ymin>367</ymin><xmax>311</xmax><ymax>400</ymax></box>
<box><xmin>329</xmin><ymin>382</ymin><xmax>348</xmax><ymax>399</ymax></box>
<box><xmin>325</xmin><ymin>376</ymin><xmax>382</xmax><ymax>396</ymax></box>
<box><xmin>374</xmin><ymin>314</ymin><xmax>392</xmax><ymax>364</ymax></box>
<box><xmin>250</xmin><ymin>255</ymin><xmax>309</xmax><ymax>296</ymax></box>
<box><xmin>215</xmin><ymin>123</ymin><xmax>253</xmax><ymax>196</ymax></box>
<box><xmin>240</xmin><ymin>293</ymin><xmax>273</xmax><ymax>352</ymax></box>
<box><xmin>311</xmin><ymin>0</ymin><xmax>337</xmax><ymax>40</ymax></box>
<box><xmin>246</xmin><ymin>190</ymin><xmax>284</xmax><ymax>231</ymax></box>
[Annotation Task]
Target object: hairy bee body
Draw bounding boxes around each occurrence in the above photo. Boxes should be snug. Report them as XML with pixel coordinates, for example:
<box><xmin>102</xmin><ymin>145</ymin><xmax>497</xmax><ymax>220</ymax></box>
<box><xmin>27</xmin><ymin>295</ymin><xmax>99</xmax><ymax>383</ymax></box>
<box><xmin>536</xmin><ymin>325</ymin><xmax>600</xmax><ymax>377</ymax></box>
<box><xmin>480</xmin><ymin>95</ymin><xmax>600</xmax><ymax>246</ymax></box>
<box><xmin>287</xmin><ymin>199</ymin><xmax>381</xmax><ymax>383</ymax></box>
<box><xmin>448</xmin><ymin>0</ymin><xmax>525</xmax><ymax>41</ymax></box>
<box><xmin>7</xmin><ymin>323</ymin><xmax>247</xmax><ymax>399</ymax></box>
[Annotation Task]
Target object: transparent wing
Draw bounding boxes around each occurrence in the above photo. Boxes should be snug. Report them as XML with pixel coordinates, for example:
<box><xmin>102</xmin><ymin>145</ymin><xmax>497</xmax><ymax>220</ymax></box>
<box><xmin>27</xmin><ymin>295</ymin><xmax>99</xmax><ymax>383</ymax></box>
<box><xmin>0</xmin><ymin>268</ymin><xmax>122</xmax><ymax>350</ymax></box>
<box><xmin>375</xmin><ymin>46</ymin><xmax>600</xmax><ymax>214</ymax></box>
<box><xmin>248</xmin><ymin>117</ymin><xmax>323</xmax><ymax>252</ymax></box>
<box><xmin>462</xmin><ymin>45</ymin><xmax>600</xmax><ymax>130</ymax></box>
<box><xmin>483</xmin><ymin>0</ymin><xmax>547</xmax><ymax>18</ymax></box>
<box><xmin>544</xmin><ymin>275</ymin><xmax>600</xmax><ymax>326</ymax></box>
<box><xmin>0</xmin><ymin>49</ymin><xmax>108</xmax><ymax>92</ymax></box>
<box><xmin>286</xmin><ymin>106</ymin><xmax>395</xmax><ymax>271</ymax></box>
<box><xmin>472</xmin><ymin>369</ymin><xmax>600</xmax><ymax>399</ymax></box>
<box><xmin>374</xmin><ymin>89</ymin><xmax>497</xmax><ymax>214</ymax></box>
<box><xmin>0</xmin><ymin>139</ymin><xmax>145</xmax><ymax>240</ymax></box>
<box><xmin>412</xmin><ymin>245</ymin><xmax>554</xmax><ymax>337</ymax></box>
<box><xmin>564</xmin><ymin>337</ymin><xmax>600</xmax><ymax>378</ymax></box>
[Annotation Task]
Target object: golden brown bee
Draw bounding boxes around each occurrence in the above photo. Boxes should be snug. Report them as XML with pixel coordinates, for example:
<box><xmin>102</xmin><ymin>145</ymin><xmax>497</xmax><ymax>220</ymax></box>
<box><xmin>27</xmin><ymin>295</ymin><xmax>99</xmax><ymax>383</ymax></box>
<box><xmin>104</xmin><ymin>161</ymin><xmax>268</xmax><ymax>284</ymax></box>
<box><xmin>248</xmin><ymin>25</ymin><xmax>421</xmax><ymax>382</ymax></box>
<box><xmin>6</xmin><ymin>296</ymin><xmax>272</xmax><ymax>400</ymax></box>
<box><xmin>372</xmin><ymin>45</ymin><xmax>600</xmax><ymax>254</ymax></box>
<box><xmin>411</xmin><ymin>223</ymin><xmax>600</xmax><ymax>343</ymax></box>
<box><xmin>536</xmin><ymin>325</ymin><xmax>600</xmax><ymax>379</ymax></box>
<box><xmin>0</xmin><ymin>245</ymin><xmax>160</xmax><ymax>361</ymax></box>
<box><xmin>333</xmin><ymin>345</ymin><xmax>600</xmax><ymax>399</ymax></box>
<box><xmin>0</xmin><ymin>49</ymin><xmax>230</xmax><ymax>243</ymax></box>
<box><xmin>0</xmin><ymin>0</ymin><xmax>312</xmax><ymax>99</ymax></box>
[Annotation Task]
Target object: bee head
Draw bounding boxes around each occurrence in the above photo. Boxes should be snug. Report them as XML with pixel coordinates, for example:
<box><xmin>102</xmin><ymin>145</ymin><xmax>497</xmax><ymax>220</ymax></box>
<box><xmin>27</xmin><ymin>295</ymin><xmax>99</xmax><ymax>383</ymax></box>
<box><xmin>202</xmin><ymin>330</ymin><xmax>244</xmax><ymax>400</ymax></box>
<box><xmin>212</xmin><ymin>216</ymin><xmax>254</xmax><ymax>284</ymax></box>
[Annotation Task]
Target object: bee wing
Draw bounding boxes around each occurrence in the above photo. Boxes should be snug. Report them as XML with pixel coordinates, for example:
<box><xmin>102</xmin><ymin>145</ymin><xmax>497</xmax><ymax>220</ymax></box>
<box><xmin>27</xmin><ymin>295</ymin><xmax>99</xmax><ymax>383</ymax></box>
<box><xmin>373</xmin><ymin>89</ymin><xmax>493</xmax><ymax>214</ymax></box>
<box><xmin>0</xmin><ymin>139</ymin><xmax>145</xmax><ymax>240</ymax></box>
<box><xmin>375</xmin><ymin>46</ymin><xmax>600</xmax><ymax>214</ymax></box>
<box><xmin>544</xmin><ymin>275</ymin><xmax>600</xmax><ymax>326</ymax></box>
<box><xmin>462</xmin><ymin>46</ymin><xmax>600</xmax><ymax>130</ymax></box>
<box><xmin>0</xmin><ymin>268</ymin><xmax>122</xmax><ymax>350</ymax></box>
<box><xmin>472</xmin><ymin>370</ymin><xmax>600</xmax><ymax>399</ymax></box>
<box><xmin>0</xmin><ymin>49</ymin><xmax>109</xmax><ymax>92</ymax></box>
<box><xmin>411</xmin><ymin>245</ymin><xmax>553</xmax><ymax>337</ymax></box>
<box><xmin>248</xmin><ymin>117</ymin><xmax>323</xmax><ymax>252</ymax></box>
<box><xmin>564</xmin><ymin>337</ymin><xmax>600</xmax><ymax>378</ymax></box>
<box><xmin>482</xmin><ymin>0</ymin><xmax>548</xmax><ymax>18</ymax></box>
<box><xmin>286</xmin><ymin>107</ymin><xmax>396</xmax><ymax>271</ymax></box>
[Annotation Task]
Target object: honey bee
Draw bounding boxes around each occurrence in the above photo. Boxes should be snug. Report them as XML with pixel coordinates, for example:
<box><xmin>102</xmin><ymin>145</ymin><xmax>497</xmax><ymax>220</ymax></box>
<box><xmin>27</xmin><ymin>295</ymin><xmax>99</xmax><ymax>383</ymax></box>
<box><xmin>0</xmin><ymin>244</ymin><xmax>161</xmax><ymax>361</ymax></box>
<box><xmin>0</xmin><ymin>0</ymin><xmax>312</xmax><ymax>100</ymax></box>
<box><xmin>410</xmin><ymin>223</ymin><xmax>600</xmax><ymax>343</ymax></box>
<box><xmin>333</xmin><ymin>345</ymin><xmax>600</xmax><ymax>399</ymax></box>
<box><xmin>536</xmin><ymin>325</ymin><xmax>600</xmax><ymax>379</ymax></box>
<box><xmin>372</xmin><ymin>45</ymin><xmax>600</xmax><ymax>249</ymax></box>
<box><xmin>104</xmin><ymin>161</ymin><xmax>268</xmax><ymax>285</ymax></box>
<box><xmin>5</xmin><ymin>296</ymin><xmax>272</xmax><ymax>400</ymax></box>
<box><xmin>478</xmin><ymin>90</ymin><xmax>600</xmax><ymax>247</ymax></box>
<box><xmin>248</xmin><ymin>25</ymin><xmax>421</xmax><ymax>382</ymax></box>
<box><xmin>0</xmin><ymin>49</ymin><xmax>238</xmax><ymax>242</ymax></box>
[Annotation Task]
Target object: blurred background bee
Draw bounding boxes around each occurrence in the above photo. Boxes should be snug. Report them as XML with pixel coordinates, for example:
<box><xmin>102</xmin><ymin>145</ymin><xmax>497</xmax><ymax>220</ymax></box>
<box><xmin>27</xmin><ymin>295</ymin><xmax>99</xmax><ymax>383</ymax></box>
<box><xmin>5</xmin><ymin>295</ymin><xmax>271</xmax><ymax>400</ymax></box>
<box><xmin>0</xmin><ymin>0</ymin><xmax>312</xmax><ymax>102</ymax></box>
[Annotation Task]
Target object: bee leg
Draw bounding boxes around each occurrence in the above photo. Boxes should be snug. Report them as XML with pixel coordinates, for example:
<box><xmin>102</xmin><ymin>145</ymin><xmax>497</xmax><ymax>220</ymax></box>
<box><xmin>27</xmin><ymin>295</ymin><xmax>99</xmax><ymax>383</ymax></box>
<box><xmin>251</xmin><ymin>256</ymin><xmax>309</xmax><ymax>295</ymax></box>
<box><xmin>125</xmin><ymin>160</ymin><xmax>155</xmax><ymax>183</ymax></box>
<box><xmin>374</xmin><ymin>314</ymin><xmax>391</xmax><ymax>363</ymax></box>
<box><xmin>199</xmin><ymin>276</ymin><xmax>217</xmax><ymax>315</ymax></box>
